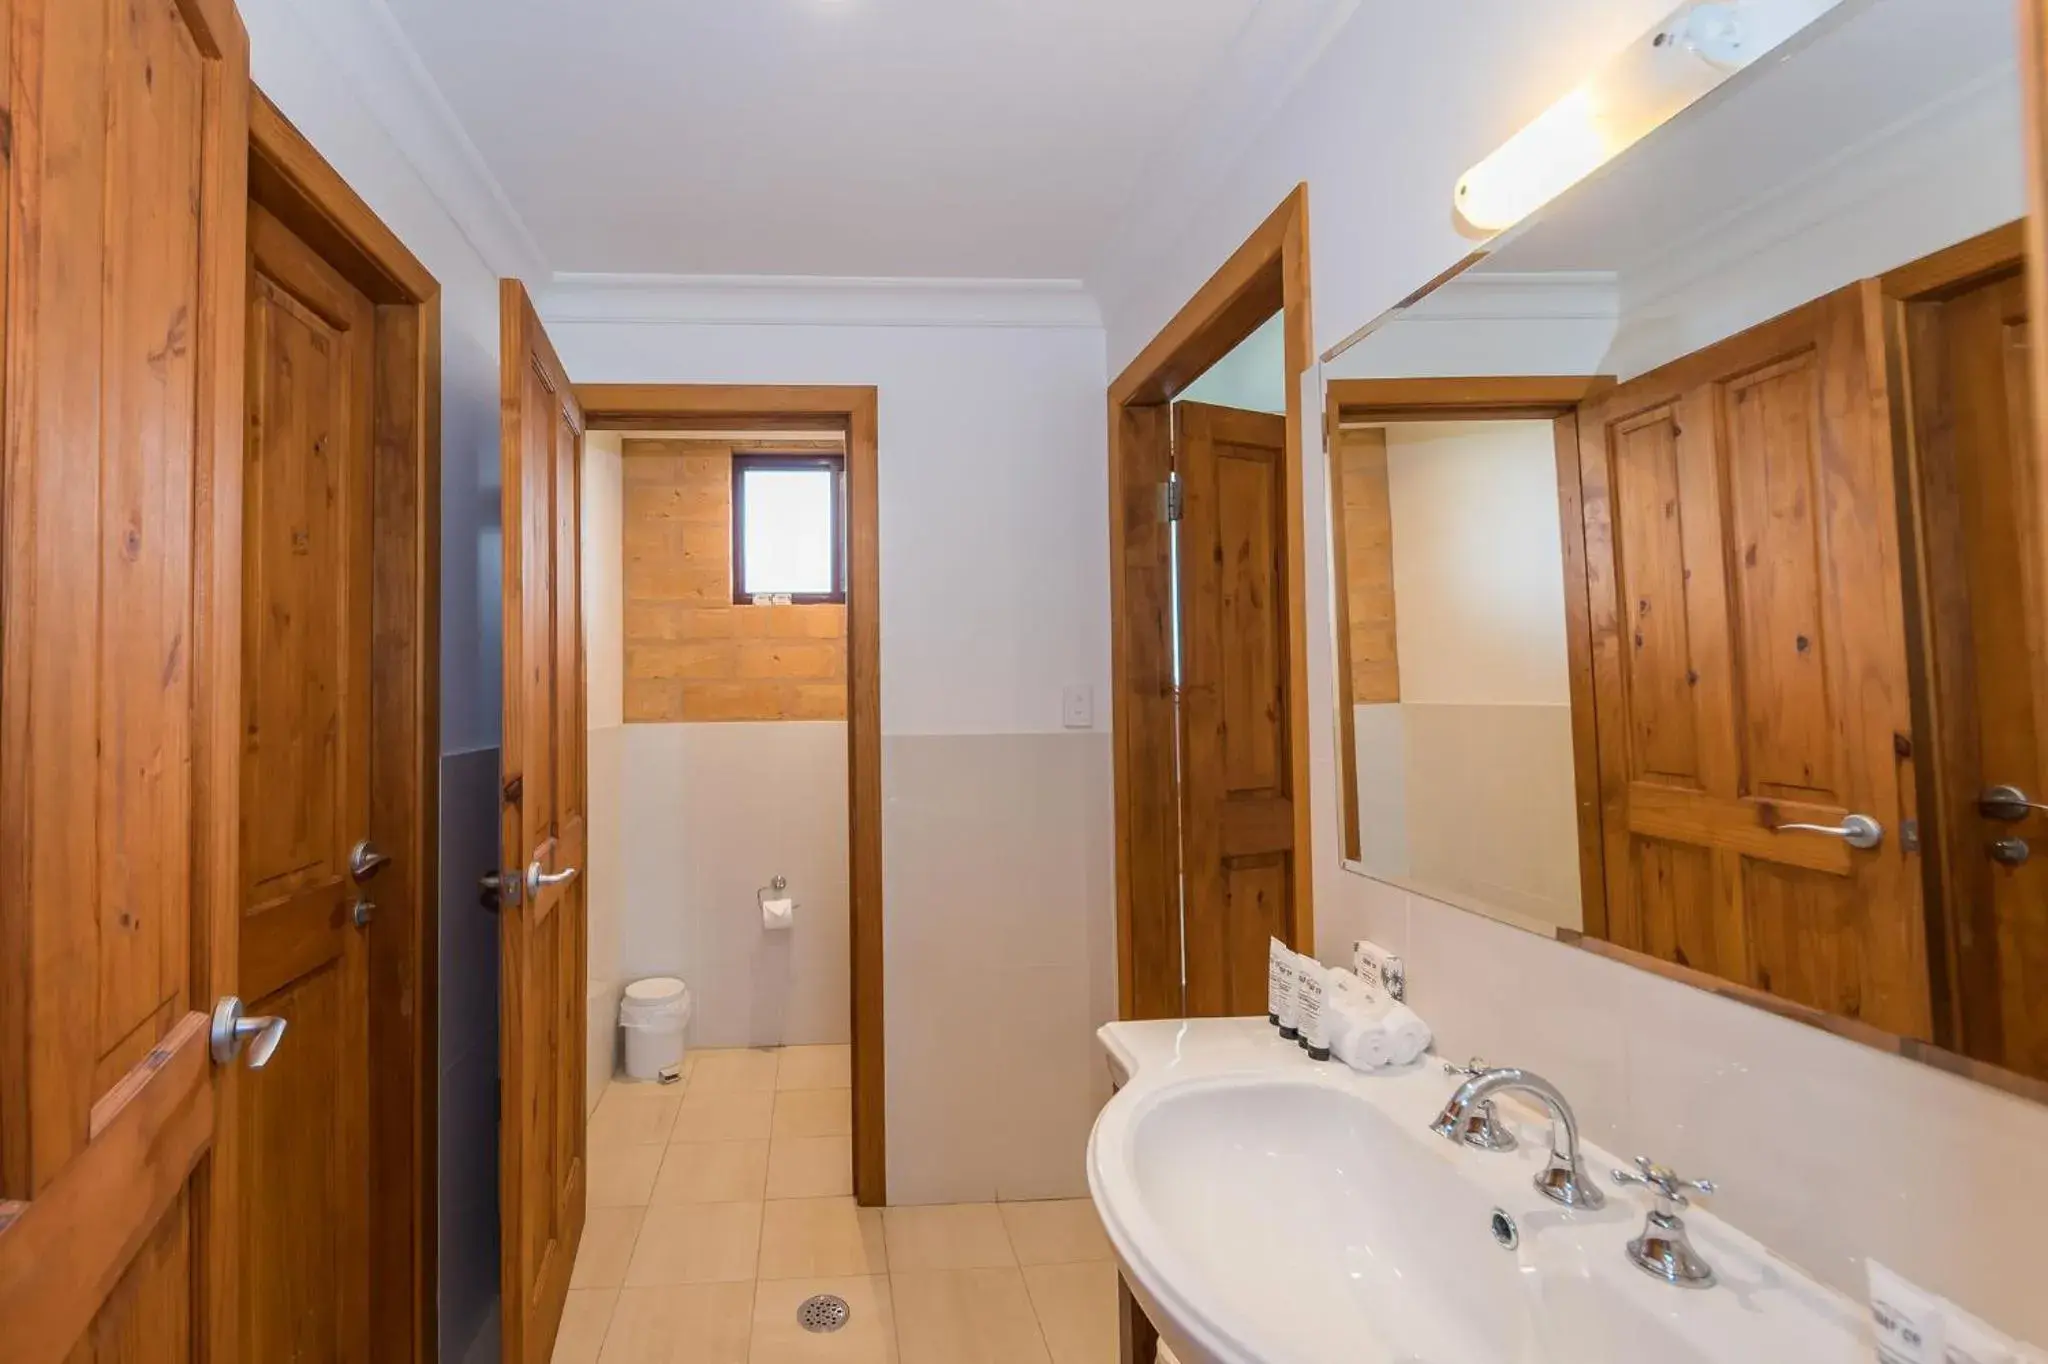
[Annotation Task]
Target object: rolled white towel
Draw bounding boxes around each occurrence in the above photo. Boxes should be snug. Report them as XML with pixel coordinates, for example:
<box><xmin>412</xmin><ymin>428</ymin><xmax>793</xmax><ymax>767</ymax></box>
<box><xmin>1330</xmin><ymin>999</ymin><xmax>1434</xmax><ymax>1072</ymax></box>
<box><xmin>1380</xmin><ymin>1002</ymin><xmax>1432</xmax><ymax>1067</ymax></box>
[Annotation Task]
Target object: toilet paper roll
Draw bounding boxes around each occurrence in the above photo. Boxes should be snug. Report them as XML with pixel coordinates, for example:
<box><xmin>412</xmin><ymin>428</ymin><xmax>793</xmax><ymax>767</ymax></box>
<box><xmin>761</xmin><ymin>896</ymin><xmax>795</xmax><ymax>931</ymax></box>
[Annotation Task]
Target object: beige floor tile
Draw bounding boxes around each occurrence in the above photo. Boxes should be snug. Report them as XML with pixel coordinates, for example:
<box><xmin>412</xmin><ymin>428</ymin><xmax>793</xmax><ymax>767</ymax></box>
<box><xmin>892</xmin><ymin>1268</ymin><xmax>1050</xmax><ymax>1364</ymax></box>
<box><xmin>589</xmin><ymin>1144</ymin><xmax>664</xmax><ymax>1208</ymax></box>
<box><xmin>772</xmin><ymin>1089</ymin><xmax>852</xmax><ymax>1140</ymax></box>
<box><xmin>625</xmin><ymin>1201</ymin><xmax>763</xmax><ymax>1286</ymax></box>
<box><xmin>554</xmin><ymin>1288</ymin><xmax>619</xmax><ymax>1364</ymax></box>
<box><xmin>883</xmin><ymin>1203</ymin><xmax>1016</xmax><ymax>1271</ymax></box>
<box><xmin>750</xmin><ymin>1275</ymin><xmax>896</xmax><ymax>1364</ymax></box>
<box><xmin>758</xmin><ymin>1197</ymin><xmax>887</xmax><ymax>1279</ymax></box>
<box><xmin>572</xmin><ymin>1207</ymin><xmax>647</xmax><ymax>1289</ymax></box>
<box><xmin>591</xmin><ymin>1085</ymin><xmax>684</xmax><ymax>1148</ymax></box>
<box><xmin>766</xmin><ymin>1135</ymin><xmax>853</xmax><ymax>1200</ymax></box>
<box><xmin>690</xmin><ymin>1047</ymin><xmax>781</xmax><ymax>1093</ymax></box>
<box><xmin>1022</xmin><ymin>1263</ymin><xmax>1118</xmax><ymax>1364</ymax></box>
<box><xmin>675</xmin><ymin>1088</ymin><xmax>776</xmax><ymax>1143</ymax></box>
<box><xmin>654</xmin><ymin>1139</ymin><xmax>772</xmax><ymax>1204</ymax></box>
<box><xmin>775</xmin><ymin>1045</ymin><xmax>851</xmax><ymax>1091</ymax></box>
<box><xmin>601</xmin><ymin>1282</ymin><xmax>754</xmax><ymax>1364</ymax></box>
<box><xmin>997</xmin><ymin>1201</ymin><xmax>1111</xmax><ymax>1266</ymax></box>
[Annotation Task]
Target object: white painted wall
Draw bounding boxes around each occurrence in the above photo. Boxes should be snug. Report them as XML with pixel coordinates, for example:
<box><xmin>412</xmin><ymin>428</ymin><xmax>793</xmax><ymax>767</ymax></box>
<box><xmin>1383</xmin><ymin>422</ymin><xmax>1568</xmax><ymax>707</ymax></box>
<box><xmin>1349</xmin><ymin>421</ymin><xmax>1581</xmax><ymax>930</ymax></box>
<box><xmin>1091</xmin><ymin>0</ymin><xmax>1681</xmax><ymax>371</ymax></box>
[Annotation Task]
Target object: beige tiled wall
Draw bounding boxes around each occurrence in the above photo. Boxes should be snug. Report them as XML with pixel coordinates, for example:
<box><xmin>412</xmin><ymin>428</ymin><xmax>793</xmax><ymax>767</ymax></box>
<box><xmin>881</xmin><ymin>733</ymin><xmax>1118</xmax><ymax>1205</ymax></box>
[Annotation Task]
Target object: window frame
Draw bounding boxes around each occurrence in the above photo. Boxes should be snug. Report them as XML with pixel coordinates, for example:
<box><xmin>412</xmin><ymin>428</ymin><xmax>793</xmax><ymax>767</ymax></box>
<box><xmin>730</xmin><ymin>451</ymin><xmax>848</xmax><ymax>605</ymax></box>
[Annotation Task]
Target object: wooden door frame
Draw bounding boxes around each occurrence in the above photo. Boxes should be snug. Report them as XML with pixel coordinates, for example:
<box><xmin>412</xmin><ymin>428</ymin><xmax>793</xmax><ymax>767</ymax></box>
<box><xmin>249</xmin><ymin>89</ymin><xmax>443</xmax><ymax>1362</ymax></box>
<box><xmin>574</xmin><ymin>383</ymin><xmax>886</xmax><ymax>1207</ymax></box>
<box><xmin>1107</xmin><ymin>186</ymin><xmax>1314</xmax><ymax>1020</ymax></box>
<box><xmin>1323</xmin><ymin>377</ymin><xmax>1612</xmax><ymax>935</ymax></box>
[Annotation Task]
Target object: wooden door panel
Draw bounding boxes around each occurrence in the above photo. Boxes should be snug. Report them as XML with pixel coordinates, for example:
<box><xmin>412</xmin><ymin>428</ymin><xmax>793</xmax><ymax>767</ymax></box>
<box><xmin>1723</xmin><ymin>354</ymin><xmax>1839</xmax><ymax>799</ymax></box>
<box><xmin>1581</xmin><ymin>288</ymin><xmax>1927</xmax><ymax>1037</ymax></box>
<box><xmin>500</xmin><ymin>279</ymin><xmax>588</xmax><ymax>1364</ymax></box>
<box><xmin>1176</xmin><ymin>401</ymin><xmax>1294</xmax><ymax>1019</ymax></box>
<box><xmin>241</xmin><ymin>962</ymin><xmax>361</xmax><ymax>1362</ymax></box>
<box><xmin>1608</xmin><ymin>404</ymin><xmax>1706</xmax><ymax>787</ymax></box>
<box><xmin>0</xmin><ymin>0</ymin><xmax>248</xmax><ymax>1357</ymax></box>
<box><xmin>236</xmin><ymin>196</ymin><xmax>375</xmax><ymax>1360</ymax></box>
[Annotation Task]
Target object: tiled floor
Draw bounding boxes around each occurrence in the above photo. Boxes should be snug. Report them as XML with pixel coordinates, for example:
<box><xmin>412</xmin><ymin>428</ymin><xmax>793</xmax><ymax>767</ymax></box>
<box><xmin>557</xmin><ymin>1045</ymin><xmax>1120</xmax><ymax>1364</ymax></box>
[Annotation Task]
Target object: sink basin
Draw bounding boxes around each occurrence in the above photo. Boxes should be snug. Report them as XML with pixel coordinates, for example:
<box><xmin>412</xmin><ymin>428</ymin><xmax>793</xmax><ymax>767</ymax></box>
<box><xmin>1088</xmin><ymin>1019</ymin><xmax>1869</xmax><ymax>1364</ymax></box>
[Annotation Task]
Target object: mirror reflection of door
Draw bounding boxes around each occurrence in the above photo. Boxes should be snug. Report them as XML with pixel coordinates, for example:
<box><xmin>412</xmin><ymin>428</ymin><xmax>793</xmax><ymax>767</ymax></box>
<box><xmin>1317</xmin><ymin>0</ymin><xmax>2048</xmax><ymax>1086</ymax></box>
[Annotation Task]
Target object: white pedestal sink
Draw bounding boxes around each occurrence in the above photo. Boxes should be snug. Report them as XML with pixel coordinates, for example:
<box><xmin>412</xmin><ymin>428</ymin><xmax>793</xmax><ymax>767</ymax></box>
<box><xmin>1088</xmin><ymin>1018</ymin><xmax>1870</xmax><ymax>1364</ymax></box>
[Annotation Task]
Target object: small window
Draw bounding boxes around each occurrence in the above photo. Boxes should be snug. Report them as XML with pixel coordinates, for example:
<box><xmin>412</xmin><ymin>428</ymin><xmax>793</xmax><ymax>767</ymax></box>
<box><xmin>731</xmin><ymin>453</ymin><xmax>846</xmax><ymax>604</ymax></box>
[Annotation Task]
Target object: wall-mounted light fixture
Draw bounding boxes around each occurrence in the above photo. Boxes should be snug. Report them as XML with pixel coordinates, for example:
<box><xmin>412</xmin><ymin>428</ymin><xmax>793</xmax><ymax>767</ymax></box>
<box><xmin>1453</xmin><ymin>0</ymin><xmax>1842</xmax><ymax>237</ymax></box>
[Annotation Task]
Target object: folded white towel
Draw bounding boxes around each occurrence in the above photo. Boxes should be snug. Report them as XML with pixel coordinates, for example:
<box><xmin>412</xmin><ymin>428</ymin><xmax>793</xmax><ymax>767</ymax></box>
<box><xmin>1330</xmin><ymin>999</ymin><xmax>1433</xmax><ymax>1072</ymax></box>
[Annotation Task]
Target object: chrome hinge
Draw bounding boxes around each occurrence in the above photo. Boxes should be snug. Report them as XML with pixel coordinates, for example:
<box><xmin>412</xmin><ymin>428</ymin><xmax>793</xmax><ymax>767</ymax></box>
<box><xmin>1162</xmin><ymin>472</ymin><xmax>1184</xmax><ymax>522</ymax></box>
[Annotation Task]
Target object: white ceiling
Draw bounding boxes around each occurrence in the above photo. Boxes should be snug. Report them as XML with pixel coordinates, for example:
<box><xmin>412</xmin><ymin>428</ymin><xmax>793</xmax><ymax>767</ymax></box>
<box><xmin>380</xmin><ymin>0</ymin><xmax>1328</xmax><ymax>280</ymax></box>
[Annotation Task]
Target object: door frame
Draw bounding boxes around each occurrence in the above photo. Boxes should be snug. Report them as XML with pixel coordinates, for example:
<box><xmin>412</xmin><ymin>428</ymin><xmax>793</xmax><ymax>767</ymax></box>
<box><xmin>249</xmin><ymin>88</ymin><xmax>443</xmax><ymax>1362</ymax></box>
<box><xmin>574</xmin><ymin>383</ymin><xmax>886</xmax><ymax>1206</ymax></box>
<box><xmin>1107</xmin><ymin>186</ymin><xmax>1314</xmax><ymax>1020</ymax></box>
<box><xmin>1322</xmin><ymin>376</ymin><xmax>1612</xmax><ymax>933</ymax></box>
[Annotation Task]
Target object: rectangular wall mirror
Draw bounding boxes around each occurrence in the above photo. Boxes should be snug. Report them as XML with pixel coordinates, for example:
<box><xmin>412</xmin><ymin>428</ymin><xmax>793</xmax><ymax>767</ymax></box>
<box><xmin>1320</xmin><ymin>0</ymin><xmax>2047</xmax><ymax>1095</ymax></box>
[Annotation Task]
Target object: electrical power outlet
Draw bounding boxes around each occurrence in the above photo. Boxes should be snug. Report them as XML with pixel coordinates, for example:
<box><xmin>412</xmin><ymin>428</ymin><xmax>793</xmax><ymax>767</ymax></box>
<box><xmin>1062</xmin><ymin>684</ymin><xmax>1094</xmax><ymax>730</ymax></box>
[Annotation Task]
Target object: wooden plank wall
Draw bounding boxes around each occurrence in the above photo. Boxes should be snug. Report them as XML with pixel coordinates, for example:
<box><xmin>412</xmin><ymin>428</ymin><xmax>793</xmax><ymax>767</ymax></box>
<box><xmin>1338</xmin><ymin>427</ymin><xmax>1402</xmax><ymax>704</ymax></box>
<box><xmin>622</xmin><ymin>438</ymin><xmax>848</xmax><ymax>722</ymax></box>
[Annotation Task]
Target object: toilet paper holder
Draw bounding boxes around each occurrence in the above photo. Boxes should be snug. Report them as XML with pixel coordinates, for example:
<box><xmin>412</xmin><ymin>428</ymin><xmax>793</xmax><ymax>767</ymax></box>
<box><xmin>757</xmin><ymin>876</ymin><xmax>799</xmax><ymax>911</ymax></box>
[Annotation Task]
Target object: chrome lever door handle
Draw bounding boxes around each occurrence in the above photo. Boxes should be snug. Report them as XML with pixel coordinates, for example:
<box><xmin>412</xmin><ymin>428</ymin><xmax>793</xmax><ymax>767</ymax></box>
<box><xmin>1981</xmin><ymin>786</ymin><xmax>2048</xmax><ymax>822</ymax></box>
<box><xmin>524</xmin><ymin>860</ymin><xmax>581</xmax><ymax>899</ymax></box>
<box><xmin>210</xmin><ymin>996</ymin><xmax>287</xmax><ymax>1069</ymax></box>
<box><xmin>1772</xmin><ymin>813</ymin><xmax>1883</xmax><ymax>850</ymax></box>
<box><xmin>349</xmin><ymin>838</ymin><xmax>393</xmax><ymax>882</ymax></box>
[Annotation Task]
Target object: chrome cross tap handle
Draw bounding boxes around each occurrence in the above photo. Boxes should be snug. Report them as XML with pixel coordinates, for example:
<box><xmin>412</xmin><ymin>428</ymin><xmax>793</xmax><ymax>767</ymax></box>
<box><xmin>1440</xmin><ymin>1059</ymin><xmax>1517</xmax><ymax>1152</ymax></box>
<box><xmin>1612</xmin><ymin>1156</ymin><xmax>1717</xmax><ymax>1288</ymax></box>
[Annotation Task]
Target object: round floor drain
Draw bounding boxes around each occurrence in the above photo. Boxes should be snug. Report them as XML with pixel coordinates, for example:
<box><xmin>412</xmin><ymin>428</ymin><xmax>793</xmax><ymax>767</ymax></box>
<box><xmin>797</xmin><ymin>1293</ymin><xmax>851</xmax><ymax>1334</ymax></box>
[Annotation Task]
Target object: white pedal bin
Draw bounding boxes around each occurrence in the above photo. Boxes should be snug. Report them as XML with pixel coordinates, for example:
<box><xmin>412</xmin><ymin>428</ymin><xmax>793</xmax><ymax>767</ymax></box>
<box><xmin>619</xmin><ymin>976</ymin><xmax>691</xmax><ymax>1081</ymax></box>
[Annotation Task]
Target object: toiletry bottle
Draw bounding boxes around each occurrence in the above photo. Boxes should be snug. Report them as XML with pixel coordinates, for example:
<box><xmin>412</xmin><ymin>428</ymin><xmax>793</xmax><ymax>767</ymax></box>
<box><xmin>1291</xmin><ymin>955</ymin><xmax>1323</xmax><ymax>1053</ymax></box>
<box><xmin>1299</xmin><ymin>964</ymin><xmax>1332</xmax><ymax>1061</ymax></box>
<box><xmin>1275</xmin><ymin>950</ymin><xmax>1302</xmax><ymax>1040</ymax></box>
<box><xmin>1267</xmin><ymin>938</ymin><xmax>1289</xmax><ymax>1027</ymax></box>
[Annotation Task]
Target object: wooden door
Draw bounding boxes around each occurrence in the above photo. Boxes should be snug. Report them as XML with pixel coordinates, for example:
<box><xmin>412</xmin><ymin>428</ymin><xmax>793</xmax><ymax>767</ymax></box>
<box><xmin>235</xmin><ymin>200</ymin><xmax>377</xmax><ymax>1359</ymax></box>
<box><xmin>1902</xmin><ymin>264</ymin><xmax>2048</xmax><ymax>1078</ymax></box>
<box><xmin>0</xmin><ymin>0</ymin><xmax>252</xmax><ymax>1359</ymax></box>
<box><xmin>498</xmin><ymin>279</ymin><xmax>589</xmax><ymax>1364</ymax></box>
<box><xmin>1175</xmin><ymin>402</ymin><xmax>1296</xmax><ymax>1016</ymax></box>
<box><xmin>1578</xmin><ymin>286</ymin><xmax>1929</xmax><ymax>1037</ymax></box>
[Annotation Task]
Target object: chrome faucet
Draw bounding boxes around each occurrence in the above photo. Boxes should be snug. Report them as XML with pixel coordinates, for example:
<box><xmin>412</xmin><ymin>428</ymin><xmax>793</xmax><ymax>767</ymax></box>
<box><xmin>1430</xmin><ymin>1066</ymin><xmax>1606</xmax><ymax>1209</ymax></box>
